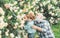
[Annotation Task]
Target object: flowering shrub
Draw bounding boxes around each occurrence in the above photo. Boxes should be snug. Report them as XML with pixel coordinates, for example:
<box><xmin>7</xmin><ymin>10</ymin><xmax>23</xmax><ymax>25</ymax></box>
<box><xmin>0</xmin><ymin>0</ymin><xmax>60</xmax><ymax>38</ymax></box>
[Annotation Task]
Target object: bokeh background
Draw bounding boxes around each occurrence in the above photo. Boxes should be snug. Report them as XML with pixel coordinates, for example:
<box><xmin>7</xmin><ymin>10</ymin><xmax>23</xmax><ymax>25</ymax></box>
<box><xmin>0</xmin><ymin>0</ymin><xmax>60</xmax><ymax>38</ymax></box>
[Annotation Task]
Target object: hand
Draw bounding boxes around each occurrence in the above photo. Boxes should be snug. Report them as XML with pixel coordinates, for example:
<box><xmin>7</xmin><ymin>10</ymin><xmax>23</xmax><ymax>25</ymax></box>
<box><xmin>32</xmin><ymin>25</ymin><xmax>42</xmax><ymax>32</ymax></box>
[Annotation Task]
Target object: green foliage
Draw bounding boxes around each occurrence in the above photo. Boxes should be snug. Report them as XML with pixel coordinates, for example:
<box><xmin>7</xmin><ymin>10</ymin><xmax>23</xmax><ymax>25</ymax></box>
<box><xmin>51</xmin><ymin>21</ymin><xmax>60</xmax><ymax>38</ymax></box>
<box><xmin>0</xmin><ymin>0</ymin><xmax>60</xmax><ymax>38</ymax></box>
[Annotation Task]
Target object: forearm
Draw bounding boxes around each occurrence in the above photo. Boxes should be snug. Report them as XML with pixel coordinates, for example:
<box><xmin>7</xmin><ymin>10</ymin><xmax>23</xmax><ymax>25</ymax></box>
<box><xmin>32</xmin><ymin>25</ymin><xmax>48</xmax><ymax>33</ymax></box>
<box><xmin>32</xmin><ymin>25</ymin><xmax>42</xmax><ymax>32</ymax></box>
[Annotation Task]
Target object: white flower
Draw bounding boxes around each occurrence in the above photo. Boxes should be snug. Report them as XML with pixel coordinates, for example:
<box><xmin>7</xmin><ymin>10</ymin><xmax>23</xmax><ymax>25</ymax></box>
<box><xmin>34</xmin><ymin>0</ymin><xmax>39</xmax><ymax>3</ymax></box>
<box><xmin>47</xmin><ymin>0</ymin><xmax>50</xmax><ymax>4</ymax></box>
<box><xmin>29</xmin><ymin>10</ymin><xmax>34</xmax><ymax>14</ymax></box>
<box><xmin>6</xmin><ymin>29</ymin><xmax>9</xmax><ymax>32</ymax></box>
<box><xmin>20</xmin><ymin>9</ymin><xmax>23</xmax><ymax>13</ymax></box>
<box><xmin>52</xmin><ymin>6</ymin><xmax>55</xmax><ymax>9</ymax></box>
<box><xmin>19</xmin><ymin>1</ymin><xmax>24</xmax><ymax>6</ymax></box>
<box><xmin>36</xmin><ymin>1</ymin><xmax>38</xmax><ymax>3</ymax></box>
<box><xmin>15</xmin><ymin>22</ymin><xmax>19</xmax><ymax>26</ymax></box>
<box><xmin>8</xmin><ymin>16</ymin><xmax>12</xmax><ymax>19</ymax></box>
<box><xmin>13</xmin><ymin>6</ymin><xmax>18</xmax><ymax>12</ymax></box>
<box><xmin>4</xmin><ymin>23</ymin><xmax>8</xmax><ymax>27</ymax></box>
<box><xmin>36</xmin><ymin>6</ymin><xmax>39</xmax><ymax>9</ymax></box>
<box><xmin>28</xmin><ymin>5</ymin><xmax>33</xmax><ymax>9</ymax></box>
<box><xmin>18</xmin><ymin>0</ymin><xmax>23</xmax><ymax>1</ymax></box>
<box><xmin>51</xmin><ymin>13</ymin><xmax>55</xmax><ymax>16</ymax></box>
<box><xmin>49</xmin><ymin>12</ymin><xmax>55</xmax><ymax>16</ymax></box>
<box><xmin>49</xmin><ymin>11</ymin><xmax>52</xmax><ymax>14</ymax></box>
<box><xmin>43</xmin><ymin>1</ymin><xmax>46</xmax><ymax>6</ymax></box>
<box><xmin>0</xmin><ymin>23</ymin><xmax>5</xmax><ymax>29</ymax></box>
<box><xmin>13</xmin><ymin>7</ymin><xmax>19</xmax><ymax>10</ymax></box>
<box><xmin>0</xmin><ymin>35</ymin><xmax>2</xmax><ymax>38</ymax></box>
<box><xmin>17</xmin><ymin>15</ymin><xmax>21</xmax><ymax>20</ymax></box>
<box><xmin>10</xmin><ymin>7</ymin><xmax>13</xmax><ymax>11</ymax></box>
<box><xmin>0</xmin><ymin>19</ymin><xmax>8</xmax><ymax>29</ymax></box>
<box><xmin>32</xmin><ymin>2</ymin><xmax>36</xmax><ymax>6</ymax></box>
<box><xmin>40</xmin><ymin>3</ymin><xmax>43</xmax><ymax>7</ymax></box>
<box><xmin>10</xmin><ymin>33</ymin><xmax>14</xmax><ymax>38</ymax></box>
<box><xmin>55</xmin><ymin>13</ymin><xmax>58</xmax><ymax>16</ymax></box>
<box><xmin>41</xmin><ymin>8</ymin><xmax>44</xmax><ymax>12</ymax></box>
<box><xmin>18</xmin><ymin>9</ymin><xmax>23</xmax><ymax>14</ymax></box>
<box><xmin>5</xmin><ymin>32</ymin><xmax>9</xmax><ymax>36</ymax></box>
<box><xmin>0</xmin><ymin>31</ymin><xmax>2</xmax><ymax>34</ymax></box>
<box><xmin>37</xmin><ymin>0</ymin><xmax>40</xmax><ymax>1</ymax></box>
<box><xmin>51</xmin><ymin>17</ymin><xmax>54</xmax><ymax>19</ymax></box>
<box><xmin>21</xmin><ymin>14</ymin><xmax>26</xmax><ymax>18</ymax></box>
<box><xmin>49</xmin><ymin>19</ymin><xmax>54</xmax><ymax>24</ymax></box>
<box><xmin>49</xmin><ymin>17</ymin><xmax>54</xmax><ymax>24</ymax></box>
<box><xmin>14</xmin><ymin>10</ymin><xmax>18</xmax><ymax>12</ymax></box>
<box><xmin>4</xmin><ymin>4</ymin><xmax>11</xmax><ymax>9</ymax></box>
<box><xmin>35</xmin><ymin>11</ymin><xmax>38</xmax><ymax>14</ymax></box>
<box><xmin>12</xmin><ymin>6</ymin><xmax>19</xmax><ymax>12</ymax></box>
<box><xmin>48</xmin><ymin>4</ymin><xmax>52</xmax><ymax>10</ymax></box>
<box><xmin>15</xmin><ymin>36</ymin><xmax>18</xmax><ymax>38</ymax></box>
<box><xmin>9</xmin><ymin>3</ymin><xmax>14</xmax><ymax>6</ymax></box>
<box><xmin>57</xmin><ymin>18</ymin><xmax>60</xmax><ymax>20</ymax></box>
<box><xmin>13</xmin><ymin>23</ymin><xmax>18</xmax><ymax>29</ymax></box>
<box><xmin>13</xmin><ymin>25</ymin><xmax>17</xmax><ymax>29</ymax></box>
<box><xmin>0</xmin><ymin>16</ymin><xmax>4</xmax><ymax>23</ymax></box>
<box><xmin>52</xmin><ymin>0</ymin><xmax>57</xmax><ymax>4</ymax></box>
<box><xmin>20</xmin><ymin>20</ymin><xmax>25</xmax><ymax>24</ymax></box>
<box><xmin>13</xmin><ymin>1</ymin><xmax>17</xmax><ymax>5</ymax></box>
<box><xmin>0</xmin><ymin>7</ymin><xmax>5</xmax><ymax>15</ymax></box>
<box><xmin>17</xmin><ymin>7</ymin><xmax>19</xmax><ymax>10</ymax></box>
<box><xmin>1</xmin><ymin>16</ymin><xmax>4</xmax><ymax>18</ymax></box>
<box><xmin>23</xmin><ymin>8</ymin><xmax>28</xmax><ymax>12</ymax></box>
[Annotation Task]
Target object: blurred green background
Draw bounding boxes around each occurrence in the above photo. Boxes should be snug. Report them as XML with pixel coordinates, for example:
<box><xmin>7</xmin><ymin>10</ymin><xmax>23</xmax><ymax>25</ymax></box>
<box><xmin>0</xmin><ymin>0</ymin><xmax>60</xmax><ymax>38</ymax></box>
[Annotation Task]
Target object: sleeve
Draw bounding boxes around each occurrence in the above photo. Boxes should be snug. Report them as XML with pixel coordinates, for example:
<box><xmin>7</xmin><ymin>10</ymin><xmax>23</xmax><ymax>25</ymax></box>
<box><xmin>34</xmin><ymin>20</ymin><xmax>40</xmax><ymax>25</ymax></box>
<box><xmin>34</xmin><ymin>20</ymin><xmax>37</xmax><ymax>25</ymax></box>
<box><xmin>24</xmin><ymin>21</ymin><xmax>29</xmax><ymax>30</ymax></box>
<box><xmin>30</xmin><ymin>21</ymin><xmax>34</xmax><ymax>28</ymax></box>
<box><xmin>24</xmin><ymin>25</ymin><xmax>28</xmax><ymax>30</ymax></box>
<box><xmin>41</xmin><ymin>21</ymin><xmax>50</xmax><ymax>33</ymax></box>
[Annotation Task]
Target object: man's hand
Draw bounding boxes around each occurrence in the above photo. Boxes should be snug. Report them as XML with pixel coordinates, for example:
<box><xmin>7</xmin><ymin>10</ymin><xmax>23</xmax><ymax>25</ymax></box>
<box><xmin>32</xmin><ymin>25</ymin><xmax>42</xmax><ymax>32</ymax></box>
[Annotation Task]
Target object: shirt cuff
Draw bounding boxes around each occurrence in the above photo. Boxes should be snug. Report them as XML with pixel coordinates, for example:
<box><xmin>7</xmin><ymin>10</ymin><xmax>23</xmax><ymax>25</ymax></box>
<box><xmin>41</xmin><ymin>28</ymin><xmax>47</xmax><ymax>33</ymax></box>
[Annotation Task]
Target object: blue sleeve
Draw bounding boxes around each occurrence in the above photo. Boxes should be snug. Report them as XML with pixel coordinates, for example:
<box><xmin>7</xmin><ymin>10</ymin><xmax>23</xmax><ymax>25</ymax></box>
<box><xmin>24</xmin><ymin>25</ymin><xmax>28</xmax><ymax>30</ymax></box>
<box><xmin>41</xmin><ymin>21</ymin><xmax>50</xmax><ymax>33</ymax></box>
